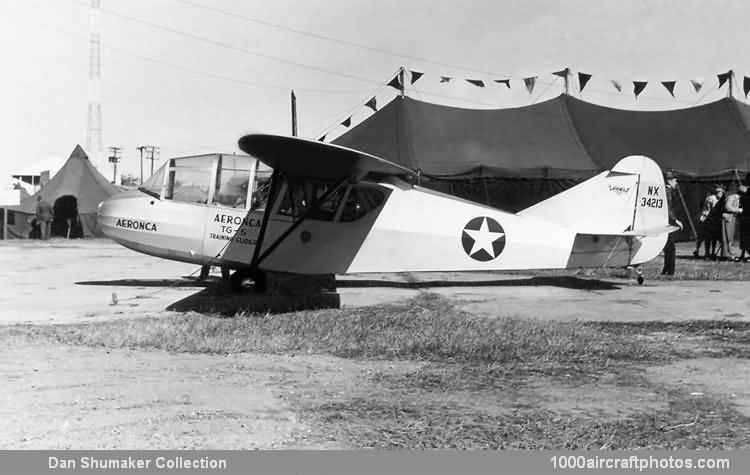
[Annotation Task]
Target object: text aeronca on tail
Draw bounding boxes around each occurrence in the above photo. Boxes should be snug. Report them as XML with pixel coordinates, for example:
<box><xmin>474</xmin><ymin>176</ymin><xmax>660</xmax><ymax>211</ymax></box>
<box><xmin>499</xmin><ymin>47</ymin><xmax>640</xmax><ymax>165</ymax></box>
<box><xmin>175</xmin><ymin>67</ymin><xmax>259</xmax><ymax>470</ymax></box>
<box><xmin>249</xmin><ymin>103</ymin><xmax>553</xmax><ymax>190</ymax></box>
<box><xmin>96</xmin><ymin>134</ymin><xmax>677</xmax><ymax>292</ymax></box>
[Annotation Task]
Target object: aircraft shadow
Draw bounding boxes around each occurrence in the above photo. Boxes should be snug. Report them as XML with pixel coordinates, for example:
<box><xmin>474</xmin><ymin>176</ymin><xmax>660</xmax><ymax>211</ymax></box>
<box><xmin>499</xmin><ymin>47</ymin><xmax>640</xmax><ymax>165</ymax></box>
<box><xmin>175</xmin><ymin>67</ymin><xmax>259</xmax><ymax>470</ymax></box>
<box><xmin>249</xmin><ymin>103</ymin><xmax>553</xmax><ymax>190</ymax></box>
<box><xmin>337</xmin><ymin>275</ymin><xmax>621</xmax><ymax>291</ymax></box>
<box><xmin>76</xmin><ymin>277</ymin><xmax>216</xmax><ymax>288</ymax></box>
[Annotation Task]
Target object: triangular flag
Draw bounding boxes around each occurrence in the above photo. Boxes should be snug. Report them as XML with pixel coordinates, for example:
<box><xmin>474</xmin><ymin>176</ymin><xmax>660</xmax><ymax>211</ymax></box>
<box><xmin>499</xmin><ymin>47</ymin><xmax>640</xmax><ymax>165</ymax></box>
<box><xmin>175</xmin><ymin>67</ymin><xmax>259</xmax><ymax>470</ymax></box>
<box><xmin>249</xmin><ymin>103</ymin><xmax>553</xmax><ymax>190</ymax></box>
<box><xmin>578</xmin><ymin>72</ymin><xmax>592</xmax><ymax>92</ymax></box>
<box><xmin>690</xmin><ymin>79</ymin><xmax>703</xmax><ymax>93</ymax></box>
<box><xmin>466</xmin><ymin>79</ymin><xmax>485</xmax><ymax>87</ymax></box>
<box><xmin>661</xmin><ymin>81</ymin><xmax>677</xmax><ymax>97</ymax></box>
<box><xmin>524</xmin><ymin>76</ymin><xmax>537</xmax><ymax>94</ymax></box>
<box><xmin>610</xmin><ymin>79</ymin><xmax>622</xmax><ymax>92</ymax></box>
<box><xmin>387</xmin><ymin>75</ymin><xmax>402</xmax><ymax>91</ymax></box>
<box><xmin>552</xmin><ymin>69</ymin><xmax>568</xmax><ymax>78</ymax></box>
<box><xmin>318</xmin><ymin>134</ymin><xmax>326</xmax><ymax>142</ymax></box>
<box><xmin>340</xmin><ymin>117</ymin><xmax>351</xmax><ymax>127</ymax></box>
<box><xmin>440</xmin><ymin>76</ymin><xmax>452</xmax><ymax>83</ymax></box>
<box><xmin>494</xmin><ymin>79</ymin><xmax>511</xmax><ymax>88</ymax></box>
<box><xmin>744</xmin><ymin>76</ymin><xmax>750</xmax><ymax>98</ymax></box>
<box><xmin>410</xmin><ymin>70</ymin><xmax>423</xmax><ymax>85</ymax></box>
<box><xmin>633</xmin><ymin>81</ymin><xmax>648</xmax><ymax>98</ymax></box>
<box><xmin>718</xmin><ymin>71</ymin><xmax>732</xmax><ymax>89</ymax></box>
<box><xmin>364</xmin><ymin>97</ymin><xmax>377</xmax><ymax>112</ymax></box>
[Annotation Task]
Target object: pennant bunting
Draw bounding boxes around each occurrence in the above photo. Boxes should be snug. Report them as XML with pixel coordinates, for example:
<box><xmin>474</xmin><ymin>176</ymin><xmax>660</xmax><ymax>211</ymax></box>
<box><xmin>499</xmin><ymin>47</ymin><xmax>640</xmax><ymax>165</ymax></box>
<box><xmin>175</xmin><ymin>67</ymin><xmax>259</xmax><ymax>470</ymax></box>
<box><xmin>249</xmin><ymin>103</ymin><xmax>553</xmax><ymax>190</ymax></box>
<box><xmin>466</xmin><ymin>79</ymin><xmax>485</xmax><ymax>87</ymax></box>
<box><xmin>661</xmin><ymin>81</ymin><xmax>677</xmax><ymax>97</ymax></box>
<box><xmin>340</xmin><ymin>117</ymin><xmax>351</xmax><ymax>128</ymax></box>
<box><xmin>410</xmin><ymin>70</ymin><xmax>423</xmax><ymax>85</ymax></box>
<box><xmin>717</xmin><ymin>71</ymin><xmax>732</xmax><ymax>89</ymax></box>
<box><xmin>318</xmin><ymin>134</ymin><xmax>326</xmax><ymax>142</ymax></box>
<box><xmin>494</xmin><ymin>79</ymin><xmax>511</xmax><ymax>88</ymax></box>
<box><xmin>610</xmin><ymin>80</ymin><xmax>622</xmax><ymax>92</ymax></box>
<box><xmin>440</xmin><ymin>76</ymin><xmax>452</xmax><ymax>83</ymax></box>
<box><xmin>578</xmin><ymin>72</ymin><xmax>592</xmax><ymax>92</ymax></box>
<box><xmin>633</xmin><ymin>81</ymin><xmax>648</xmax><ymax>99</ymax></box>
<box><xmin>524</xmin><ymin>76</ymin><xmax>537</xmax><ymax>95</ymax></box>
<box><xmin>690</xmin><ymin>79</ymin><xmax>703</xmax><ymax>93</ymax></box>
<box><xmin>364</xmin><ymin>97</ymin><xmax>377</xmax><ymax>112</ymax></box>
<box><xmin>387</xmin><ymin>75</ymin><xmax>402</xmax><ymax>91</ymax></box>
<box><xmin>744</xmin><ymin>76</ymin><xmax>750</xmax><ymax>98</ymax></box>
<box><xmin>552</xmin><ymin>68</ymin><xmax>568</xmax><ymax>78</ymax></box>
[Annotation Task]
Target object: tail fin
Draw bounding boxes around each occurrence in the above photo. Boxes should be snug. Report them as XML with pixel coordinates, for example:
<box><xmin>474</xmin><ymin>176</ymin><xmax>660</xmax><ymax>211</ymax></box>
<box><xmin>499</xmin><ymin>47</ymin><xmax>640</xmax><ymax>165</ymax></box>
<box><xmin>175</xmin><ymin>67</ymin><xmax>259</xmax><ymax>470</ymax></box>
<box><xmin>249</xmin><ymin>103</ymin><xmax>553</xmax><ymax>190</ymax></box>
<box><xmin>519</xmin><ymin>155</ymin><xmax>668</xmax><ymax>235</ymax></box>
<box><xmin>519</xmin><ymin>155</ymin><xmax>672</xmax><ymax>266</ymax></box>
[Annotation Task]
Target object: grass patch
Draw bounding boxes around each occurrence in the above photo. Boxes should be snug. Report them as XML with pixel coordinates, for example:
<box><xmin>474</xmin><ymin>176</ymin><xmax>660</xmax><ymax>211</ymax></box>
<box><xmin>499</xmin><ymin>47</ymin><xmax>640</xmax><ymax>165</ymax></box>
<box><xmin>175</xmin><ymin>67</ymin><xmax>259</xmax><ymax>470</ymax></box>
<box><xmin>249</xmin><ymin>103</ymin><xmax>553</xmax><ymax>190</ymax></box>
<box><xmin>292</xmin><ymin>362</ymin><xmax>750</xmax><ymax>449</ymax></box>
<box><xmin>305</xmin><ymin>388</ymin><xmax>750</xmax><ymax>449</ymax></box>
<box><xmin>2</xmin><ymin>293</ymin><xmax>656</xmax><ymax>364</ymax></box>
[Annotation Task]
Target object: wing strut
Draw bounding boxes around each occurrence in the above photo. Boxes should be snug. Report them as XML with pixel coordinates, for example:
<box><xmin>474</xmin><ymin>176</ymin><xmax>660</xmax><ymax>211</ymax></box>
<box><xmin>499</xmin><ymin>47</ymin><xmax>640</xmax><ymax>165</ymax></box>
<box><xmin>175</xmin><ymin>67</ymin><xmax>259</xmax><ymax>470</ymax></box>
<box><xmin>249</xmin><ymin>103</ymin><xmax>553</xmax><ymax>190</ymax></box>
<box><xmin>253</xmin><ymin>176</ymin><xmax>348</xmax><ymax>268</ymax></box>
<box><xmin>250</xmin><ymin>170</ymin><xmax>282</xmax><ymax>269</ymax></box>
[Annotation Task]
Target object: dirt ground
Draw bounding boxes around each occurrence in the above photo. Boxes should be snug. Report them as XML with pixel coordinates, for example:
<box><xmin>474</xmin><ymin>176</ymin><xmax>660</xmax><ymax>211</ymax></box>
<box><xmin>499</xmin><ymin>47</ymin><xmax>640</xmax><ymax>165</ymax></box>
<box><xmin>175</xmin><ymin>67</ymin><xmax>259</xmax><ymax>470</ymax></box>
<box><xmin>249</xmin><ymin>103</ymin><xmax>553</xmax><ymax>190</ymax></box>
<box><xmin>1</xmin><ymin>239</ymin><xmax>748</xmax><ymax>448</ymax></box>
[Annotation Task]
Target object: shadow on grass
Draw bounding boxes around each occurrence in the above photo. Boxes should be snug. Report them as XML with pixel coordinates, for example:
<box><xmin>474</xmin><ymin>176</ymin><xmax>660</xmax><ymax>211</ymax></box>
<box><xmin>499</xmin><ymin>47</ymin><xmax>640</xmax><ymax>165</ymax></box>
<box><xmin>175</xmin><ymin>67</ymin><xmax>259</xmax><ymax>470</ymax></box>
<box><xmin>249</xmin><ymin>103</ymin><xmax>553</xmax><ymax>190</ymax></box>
<box><xmin>337</xmin><ymin>275</ymin><xmax>621</xmax><ymax>291</ymax></box>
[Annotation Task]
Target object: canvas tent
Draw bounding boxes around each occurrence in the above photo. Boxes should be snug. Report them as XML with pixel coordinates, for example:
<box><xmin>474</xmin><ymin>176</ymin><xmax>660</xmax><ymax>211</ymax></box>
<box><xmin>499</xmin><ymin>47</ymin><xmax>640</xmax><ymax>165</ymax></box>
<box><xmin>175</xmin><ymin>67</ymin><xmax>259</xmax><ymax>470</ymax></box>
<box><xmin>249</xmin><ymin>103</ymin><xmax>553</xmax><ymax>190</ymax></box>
<box><xmin>3</xmin><ymin>145</ymin><xmax>120</xmax><ymax>238</ymax></box>
<box><xmin>334</xmin><ymin>94</ymin><xmax>750</xmax><ymax>239</ymax></box>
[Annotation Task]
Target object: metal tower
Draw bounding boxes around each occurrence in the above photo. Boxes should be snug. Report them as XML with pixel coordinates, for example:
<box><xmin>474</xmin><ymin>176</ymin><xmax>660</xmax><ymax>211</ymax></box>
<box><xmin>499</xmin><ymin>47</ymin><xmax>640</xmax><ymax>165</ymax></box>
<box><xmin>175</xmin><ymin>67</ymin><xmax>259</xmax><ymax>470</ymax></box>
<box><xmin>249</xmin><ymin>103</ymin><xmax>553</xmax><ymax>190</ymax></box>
<box><xmin>86</xmin><ymin>0</ymin><xmax>104</xmax><ymax>173</ymax></box>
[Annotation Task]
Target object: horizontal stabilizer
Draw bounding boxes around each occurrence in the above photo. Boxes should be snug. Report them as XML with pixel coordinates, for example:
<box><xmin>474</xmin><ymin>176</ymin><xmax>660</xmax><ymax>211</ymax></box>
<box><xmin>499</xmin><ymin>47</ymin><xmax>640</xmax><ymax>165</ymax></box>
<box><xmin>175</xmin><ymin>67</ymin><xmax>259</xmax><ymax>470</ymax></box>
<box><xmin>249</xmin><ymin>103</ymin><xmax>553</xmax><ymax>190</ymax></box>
<box><xmin>598</xmin><ymin>225</ymin><xmax>679</xmax><ymax>237</ymax></box>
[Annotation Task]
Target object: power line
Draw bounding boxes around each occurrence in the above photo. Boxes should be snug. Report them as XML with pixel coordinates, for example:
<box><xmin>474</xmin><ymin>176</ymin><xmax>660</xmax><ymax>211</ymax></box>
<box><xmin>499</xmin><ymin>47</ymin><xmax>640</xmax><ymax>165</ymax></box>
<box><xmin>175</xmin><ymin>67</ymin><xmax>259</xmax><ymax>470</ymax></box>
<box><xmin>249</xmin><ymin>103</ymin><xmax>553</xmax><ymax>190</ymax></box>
<box><xmin>69</xmin><ymin>0</ymin><xmax>381</xmax><ymax>85</ymax></box>
<box><xmin>48</xmin><ymin>23</ymin><xmax>368</xmax><ymax>94</ymax></box>
<box><xmin>174</xmin><ymin>0</ymin><xmax>514</xmax><ymax>78</ymax></box>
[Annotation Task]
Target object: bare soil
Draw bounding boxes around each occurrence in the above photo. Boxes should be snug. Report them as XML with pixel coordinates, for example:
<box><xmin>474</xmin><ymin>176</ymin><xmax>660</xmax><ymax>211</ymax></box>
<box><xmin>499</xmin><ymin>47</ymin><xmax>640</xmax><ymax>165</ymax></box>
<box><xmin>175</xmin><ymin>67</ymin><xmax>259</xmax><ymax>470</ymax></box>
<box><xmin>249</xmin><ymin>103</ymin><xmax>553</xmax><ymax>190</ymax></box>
<box><xmin>1</xmin><ymin>239</ymin><xmax>749</xmax><ymax>448</ymax></box>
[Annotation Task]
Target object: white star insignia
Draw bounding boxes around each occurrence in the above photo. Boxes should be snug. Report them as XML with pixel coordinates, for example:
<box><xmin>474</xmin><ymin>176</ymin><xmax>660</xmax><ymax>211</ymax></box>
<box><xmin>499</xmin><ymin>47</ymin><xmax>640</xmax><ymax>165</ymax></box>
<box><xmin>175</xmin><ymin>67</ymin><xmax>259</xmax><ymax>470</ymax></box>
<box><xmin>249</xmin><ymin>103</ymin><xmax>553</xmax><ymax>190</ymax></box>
<box><xmin>464</xmin><ymin>217</ymin><xmax>505</xmax><ymax>257</ymax></box>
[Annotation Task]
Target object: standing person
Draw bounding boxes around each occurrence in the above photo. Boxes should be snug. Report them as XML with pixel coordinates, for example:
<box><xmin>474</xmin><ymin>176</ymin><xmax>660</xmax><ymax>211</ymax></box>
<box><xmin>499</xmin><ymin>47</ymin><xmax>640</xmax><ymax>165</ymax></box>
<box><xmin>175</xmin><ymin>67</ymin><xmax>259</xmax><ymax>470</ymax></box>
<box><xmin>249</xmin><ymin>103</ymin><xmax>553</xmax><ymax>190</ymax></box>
<box><xmin>35</xmin><ymin>195</ymin><xmax>53</xmax><ymax>240</ymax></box>
<box><xmin>721</xmin><ymin>185</ymin><xmax>743</xmax><ymax>261</ymax></box>
<box><xmin>738</xmin><ymin>183</ymin><xmax>750</xmax><ymax>262</ymax></box>
<box><xmin>662</xmin><ymin>170</ymin><xmax>682</xmax><ymax>275</ymax></box>
<box><xmin>693</xmin><ymin>185</ymin><xmax>721</xmax><ymax>259</ymax></box>
<box><xmin>705</xmin><ymin>185</ymin><xmax>726</xmax><ymax>258</ymax></box>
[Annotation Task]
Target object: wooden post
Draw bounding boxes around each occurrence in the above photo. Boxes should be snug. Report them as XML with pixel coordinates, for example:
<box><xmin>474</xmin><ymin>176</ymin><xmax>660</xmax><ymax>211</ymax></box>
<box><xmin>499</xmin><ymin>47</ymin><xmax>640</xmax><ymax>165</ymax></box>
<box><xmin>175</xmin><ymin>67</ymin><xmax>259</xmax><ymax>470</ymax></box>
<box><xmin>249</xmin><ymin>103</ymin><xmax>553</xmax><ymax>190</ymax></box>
<box><xmin>399</xmin><ymin>67</ymin><xmax>406</xmax><ymax>97</ymax></box>
<box><xmin>291</xmin><ymin>90</ymin><xmax>298</xmax><ymax>137</ymax></box>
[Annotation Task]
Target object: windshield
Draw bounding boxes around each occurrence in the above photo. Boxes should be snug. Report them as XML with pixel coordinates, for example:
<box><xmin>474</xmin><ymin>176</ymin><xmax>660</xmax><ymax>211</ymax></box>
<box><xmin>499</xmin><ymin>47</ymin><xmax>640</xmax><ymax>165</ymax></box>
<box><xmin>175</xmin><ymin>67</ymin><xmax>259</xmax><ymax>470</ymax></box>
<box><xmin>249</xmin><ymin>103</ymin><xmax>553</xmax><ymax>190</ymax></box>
<box><xmin>139</xmin><ymin>164</ymin><xmax>166</xmax><ymax>199</ymax></box>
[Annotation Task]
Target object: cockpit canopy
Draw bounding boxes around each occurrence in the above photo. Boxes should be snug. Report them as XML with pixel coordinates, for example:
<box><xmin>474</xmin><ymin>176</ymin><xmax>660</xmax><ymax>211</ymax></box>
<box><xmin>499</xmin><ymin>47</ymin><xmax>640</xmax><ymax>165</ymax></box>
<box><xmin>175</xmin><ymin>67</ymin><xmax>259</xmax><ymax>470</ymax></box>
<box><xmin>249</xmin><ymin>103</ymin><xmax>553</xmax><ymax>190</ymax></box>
<box><xmin>138</xmin><ymin>153</ymin><xmax>388</xmax><ymax>222</ymax></box>
<box><xmin>139</xmin><ymin>154</ymin><xmax>271</xmax><ymax>210</ymax></box>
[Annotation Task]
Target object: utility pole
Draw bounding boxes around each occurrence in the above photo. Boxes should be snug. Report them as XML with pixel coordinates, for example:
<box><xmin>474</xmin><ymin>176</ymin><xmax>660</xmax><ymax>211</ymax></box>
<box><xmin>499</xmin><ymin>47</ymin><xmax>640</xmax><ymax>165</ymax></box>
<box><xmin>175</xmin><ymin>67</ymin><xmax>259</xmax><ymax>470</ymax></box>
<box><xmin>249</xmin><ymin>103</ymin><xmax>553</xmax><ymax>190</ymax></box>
<box><xmin>136</xmin><ymin>146</ymin><xmax>146</xmax><ymax>184</ymax></box>
<box><xmin>729</xmin><ymin>70</ymin><xmax>734</xmax><ymax>99</ymax></box>
<box><xmin>145</xmin><ymin>145</ymin><xmax>160</xmax><ymax>177</ymax></box>
<box><xmin>108</xmin><ymin>146</ymin><xmax>121</xmax><ymax>184</ymax></box>
<box><xmin>291</xmin><ymin>90</ymin><xmax>298</xmax><ymax>137</ymax></box>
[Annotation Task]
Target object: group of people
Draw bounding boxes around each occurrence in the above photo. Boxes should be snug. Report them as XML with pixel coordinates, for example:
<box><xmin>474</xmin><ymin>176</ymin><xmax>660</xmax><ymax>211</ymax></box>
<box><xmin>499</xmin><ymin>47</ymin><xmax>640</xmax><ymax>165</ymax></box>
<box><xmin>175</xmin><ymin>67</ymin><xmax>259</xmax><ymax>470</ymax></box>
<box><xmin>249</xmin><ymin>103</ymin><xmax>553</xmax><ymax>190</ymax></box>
<box><xmin>661</xmin><ymin>171</ymin><xmax>750</xmax><ymax>275</ymax></box>
<box><xmin>692</xmin><ymin>176</ymin><xmax>750</xmax><ymax>262</ymax></box>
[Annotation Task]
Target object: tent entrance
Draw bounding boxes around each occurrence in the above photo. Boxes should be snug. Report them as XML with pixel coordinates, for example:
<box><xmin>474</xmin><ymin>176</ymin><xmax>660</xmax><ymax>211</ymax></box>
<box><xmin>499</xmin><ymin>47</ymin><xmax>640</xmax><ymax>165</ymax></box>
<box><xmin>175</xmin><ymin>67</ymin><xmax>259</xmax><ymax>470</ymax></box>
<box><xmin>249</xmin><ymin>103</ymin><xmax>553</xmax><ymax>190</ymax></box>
<box><xmin>52</xmin><ymin>195</ymin><xmax>82</xmax><ymax>238</ymax></box>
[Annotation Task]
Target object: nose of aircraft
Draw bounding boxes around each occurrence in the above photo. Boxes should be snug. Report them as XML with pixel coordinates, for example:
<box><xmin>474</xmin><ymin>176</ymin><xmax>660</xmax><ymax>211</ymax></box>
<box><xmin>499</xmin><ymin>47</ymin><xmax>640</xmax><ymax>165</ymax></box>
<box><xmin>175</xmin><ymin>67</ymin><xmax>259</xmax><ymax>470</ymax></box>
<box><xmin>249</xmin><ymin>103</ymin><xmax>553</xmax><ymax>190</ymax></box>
<box><xmin>96</xmin><ymin>190</ymin><xmax>146</xmax><ymax>239</ymax></box>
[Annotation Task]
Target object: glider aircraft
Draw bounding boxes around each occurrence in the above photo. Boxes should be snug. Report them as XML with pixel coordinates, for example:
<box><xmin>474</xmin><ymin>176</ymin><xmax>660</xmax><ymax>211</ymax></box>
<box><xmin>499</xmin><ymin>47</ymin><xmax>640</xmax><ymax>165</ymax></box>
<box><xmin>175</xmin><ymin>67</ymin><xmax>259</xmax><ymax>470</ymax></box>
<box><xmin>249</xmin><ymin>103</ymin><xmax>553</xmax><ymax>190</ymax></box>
<box><xmin>97</xmin><ymin>134</ymin><xmax>676</xmax><ymax>292</ymax></box>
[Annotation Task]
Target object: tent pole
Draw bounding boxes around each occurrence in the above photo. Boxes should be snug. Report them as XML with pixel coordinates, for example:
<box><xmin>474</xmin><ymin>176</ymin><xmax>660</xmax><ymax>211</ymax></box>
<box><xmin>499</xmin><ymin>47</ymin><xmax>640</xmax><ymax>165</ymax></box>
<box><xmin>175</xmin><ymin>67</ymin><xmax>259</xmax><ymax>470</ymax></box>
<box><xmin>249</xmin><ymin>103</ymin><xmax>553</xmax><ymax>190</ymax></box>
<box><xmin>676</xmin><ymin>184</ymin><xmax>697</xmax><ymax>240</ymax></box>
<box><xmin>399</xmin><ymin>67</ymin><xmax>406</xmax><ymax>97</ymax></box>
<box><xmin>729</xmin><ymin>70</ymin><xmax>734</xmax><ymax>99</ymax></box>
<box><xmin>2</xmin><ymin>208</ymin><xmax>6</xmax><ymax>241</ymax></box>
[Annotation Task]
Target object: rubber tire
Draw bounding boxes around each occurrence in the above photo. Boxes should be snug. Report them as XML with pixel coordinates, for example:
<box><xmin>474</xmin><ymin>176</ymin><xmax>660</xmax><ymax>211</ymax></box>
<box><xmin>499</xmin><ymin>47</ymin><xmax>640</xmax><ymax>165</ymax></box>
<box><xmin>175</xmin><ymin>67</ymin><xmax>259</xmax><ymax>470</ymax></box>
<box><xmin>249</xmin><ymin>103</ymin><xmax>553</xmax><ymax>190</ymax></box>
<box><xmin>637</xmin><ymin>275</ymin><xmax>644</xmax><ymax>285</ymax></box>
<box><xmin>221</xmin><ymin>266</ymin><xmax>231</xmax><ymax>280</ymax></box>
<box><xmin>229</xmin><ymin>268</ymin><xmax>267</xmax><ymax>294</ymax></box>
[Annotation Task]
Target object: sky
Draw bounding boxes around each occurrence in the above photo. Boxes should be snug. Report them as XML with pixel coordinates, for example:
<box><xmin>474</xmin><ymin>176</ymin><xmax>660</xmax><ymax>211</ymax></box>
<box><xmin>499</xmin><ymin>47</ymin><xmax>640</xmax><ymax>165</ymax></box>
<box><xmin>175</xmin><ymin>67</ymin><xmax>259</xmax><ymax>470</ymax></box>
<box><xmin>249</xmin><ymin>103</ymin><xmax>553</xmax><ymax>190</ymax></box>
<box><xmin>3</xmin><ymin>0</ymin><xmax>750</xmax><ymax>181</ymax></box>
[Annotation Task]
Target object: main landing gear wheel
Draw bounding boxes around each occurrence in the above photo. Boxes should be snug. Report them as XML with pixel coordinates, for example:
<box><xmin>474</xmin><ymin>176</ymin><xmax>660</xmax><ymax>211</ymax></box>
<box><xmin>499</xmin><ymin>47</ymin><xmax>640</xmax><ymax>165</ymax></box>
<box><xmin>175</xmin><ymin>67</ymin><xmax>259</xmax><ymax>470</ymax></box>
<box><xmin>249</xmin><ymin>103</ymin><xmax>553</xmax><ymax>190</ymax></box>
<box><xmin>229</xmin><ymin>268</ymin><xmax>267</xmax><ymax>294</ymax></box>
<box><xmin>221</xmin><ymin>266</ymin><xmax>230</xmax><ymax>280</ymax></box>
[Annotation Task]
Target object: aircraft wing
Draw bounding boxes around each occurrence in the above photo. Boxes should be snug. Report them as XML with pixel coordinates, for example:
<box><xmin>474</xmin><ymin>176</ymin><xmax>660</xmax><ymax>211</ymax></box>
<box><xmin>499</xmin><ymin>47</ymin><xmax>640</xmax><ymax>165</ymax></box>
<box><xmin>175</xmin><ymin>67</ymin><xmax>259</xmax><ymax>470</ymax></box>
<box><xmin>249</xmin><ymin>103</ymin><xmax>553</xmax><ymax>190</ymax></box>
<box><xmin>238</xmin><ymin>133</ymin><xmax>418</xmax><ymax>182</ymax></box>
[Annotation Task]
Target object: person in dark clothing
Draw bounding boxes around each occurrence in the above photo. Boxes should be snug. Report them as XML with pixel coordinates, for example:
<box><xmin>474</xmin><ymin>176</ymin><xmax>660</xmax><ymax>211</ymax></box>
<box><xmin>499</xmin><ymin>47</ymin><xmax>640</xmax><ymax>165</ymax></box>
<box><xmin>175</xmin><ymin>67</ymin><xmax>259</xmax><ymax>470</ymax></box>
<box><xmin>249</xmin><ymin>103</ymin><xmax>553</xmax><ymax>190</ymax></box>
<box><xmin>739</xmin><ymin>183</ymin><xmax>750</xmax><ymax>261</ymax></box>
<box><xmin>35</xmin><ymin>195</ymin><xmax>53</xmax><ymax>240</ymax></box>
<box><xmin>662</xmin><ymin>170</ymin><xmax>682</xmax><ymax>275</ymax></box>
